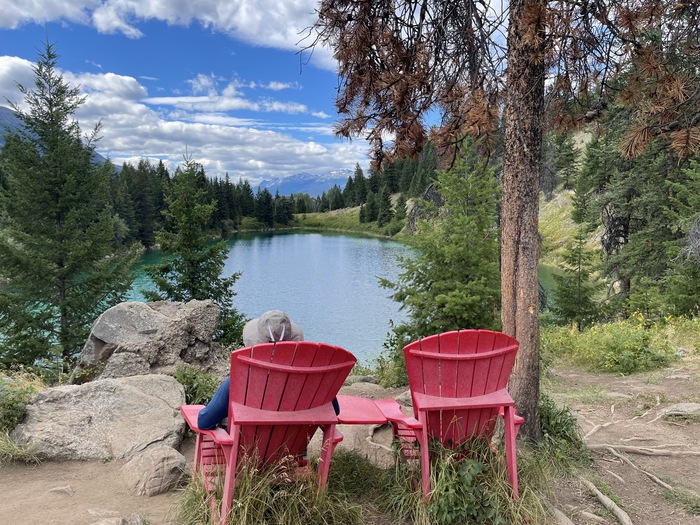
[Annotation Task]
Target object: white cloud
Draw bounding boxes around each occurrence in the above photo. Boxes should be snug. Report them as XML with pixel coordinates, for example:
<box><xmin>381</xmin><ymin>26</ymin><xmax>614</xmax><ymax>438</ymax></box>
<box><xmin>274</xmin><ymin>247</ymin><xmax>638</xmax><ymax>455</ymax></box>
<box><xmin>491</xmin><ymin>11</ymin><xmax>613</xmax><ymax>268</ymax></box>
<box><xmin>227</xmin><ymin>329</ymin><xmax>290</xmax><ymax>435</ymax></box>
<box><xmin>0</xmin><ymin>56</ymin><xmax>35</xmax><ymax>109</ymax></box>
<box><xmin>0</xmin><ymin>55</ymin><xmax>366</xmax><ymax>182</ymax></box>
<box><xmin>0</xmin><ymin>0</ymin><xmax>336</xmax><ymax>70</ymax></box>
<box><xmin>264</xmin><ymin>81</ymin><xmax>300</xmax><ymax>91</ymax></box>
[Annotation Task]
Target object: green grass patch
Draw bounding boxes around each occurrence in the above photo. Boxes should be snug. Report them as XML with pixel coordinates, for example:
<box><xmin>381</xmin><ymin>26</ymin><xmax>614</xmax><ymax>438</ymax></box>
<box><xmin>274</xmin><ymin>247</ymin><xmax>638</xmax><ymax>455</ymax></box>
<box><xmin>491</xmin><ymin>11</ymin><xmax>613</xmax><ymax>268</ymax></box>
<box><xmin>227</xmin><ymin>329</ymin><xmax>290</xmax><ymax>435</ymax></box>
<box><xmin>0</xmin><ymin>431</ymin><xmax>42</xmax><ymax>464</ymax></box>
<box><xmin>0</xmin><ymin>370</ymin><xmax>45</xmax><ymax>433</ymax></box>
<box><xmin>541</xmin><ymin>319</ymin><xmax>677</xmax><ymax>375</ymax></box>
<box><xmin>176</xmin><ymin>453</ymin><xmax>364</xmax><ymax>525</ymax></box>
<box><xmin>294</xmin><ymin>208</ymin><xmax>405</xmax><ymax>238</ymax></box>
<box><xmin>173</xmin><ymin>365</ymin><xmax>219</xmax><ymax>405</ymax></box>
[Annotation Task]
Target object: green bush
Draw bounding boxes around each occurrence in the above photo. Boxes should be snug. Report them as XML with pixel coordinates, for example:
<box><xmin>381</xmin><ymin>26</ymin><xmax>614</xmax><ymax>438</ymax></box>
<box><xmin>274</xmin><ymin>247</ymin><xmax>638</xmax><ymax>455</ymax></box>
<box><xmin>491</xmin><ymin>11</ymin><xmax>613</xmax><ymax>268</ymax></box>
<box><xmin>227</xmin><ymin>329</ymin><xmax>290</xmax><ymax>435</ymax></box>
<box><xmin>541</xmin><ymin>318</ymin><xmax>677</xmax><ymax>374</ymax></box>
<box><xmin>426</xmin><ymin>449</ymin><xmax>503</xmax><ymax>525</ymax></box>
<box><xmin>0</xmin><ymin>372</ymin><xmax>44</xmax><ymax>432</ymax></box>
<box><xmin>173</xmin><ymin>365</ymin><xmax>219</xmax><ymax>405</ymax></box>
<box><xmin>539</xmin><ymin>394</ymin><xmax>588</xmax><ymax>465</ymax></box>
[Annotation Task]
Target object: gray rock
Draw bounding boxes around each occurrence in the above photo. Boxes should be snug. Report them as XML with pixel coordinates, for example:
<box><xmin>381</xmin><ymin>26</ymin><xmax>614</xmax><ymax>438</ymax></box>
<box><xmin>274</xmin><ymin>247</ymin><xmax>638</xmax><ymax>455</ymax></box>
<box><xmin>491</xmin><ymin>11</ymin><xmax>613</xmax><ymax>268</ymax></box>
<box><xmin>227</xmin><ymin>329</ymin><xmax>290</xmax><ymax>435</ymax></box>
<box><xmin>395</xmin><ymin>390</ymin><xmax>413</xmax><ymax>407</ymax></box>
<box><xmin>89</xmin><ymin>519</ymin><xmax>126</xmax><ymax>525</ymax></box>
<box><xmin>344</xmin><ymin>375</ymin><xmax>378</xmax><ymax>385</ymax></box>
<box><xmin>121</xmin><ymin>445</ymin><xmax>186</xmax><ymax>496</ymax></box>
<box><xmin>11</xmin><ymin>375</ymin><xmax>186</xmax><ymax>460</ymax></box>
<box><xmin>69</xmin><ymin>300</ymin><xmax>230</xmax><ymax>383</ymax></box>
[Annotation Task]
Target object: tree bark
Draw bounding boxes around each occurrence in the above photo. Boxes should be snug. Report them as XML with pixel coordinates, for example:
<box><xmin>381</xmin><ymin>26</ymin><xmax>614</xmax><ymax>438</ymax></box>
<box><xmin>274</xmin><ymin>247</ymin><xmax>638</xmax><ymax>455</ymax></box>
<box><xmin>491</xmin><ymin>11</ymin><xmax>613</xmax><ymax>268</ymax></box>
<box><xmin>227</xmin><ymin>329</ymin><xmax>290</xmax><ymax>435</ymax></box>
<box><xmin>502</xmin><ymin>0</ymin><xmax>546</xmax><ymax>440</ymax></box>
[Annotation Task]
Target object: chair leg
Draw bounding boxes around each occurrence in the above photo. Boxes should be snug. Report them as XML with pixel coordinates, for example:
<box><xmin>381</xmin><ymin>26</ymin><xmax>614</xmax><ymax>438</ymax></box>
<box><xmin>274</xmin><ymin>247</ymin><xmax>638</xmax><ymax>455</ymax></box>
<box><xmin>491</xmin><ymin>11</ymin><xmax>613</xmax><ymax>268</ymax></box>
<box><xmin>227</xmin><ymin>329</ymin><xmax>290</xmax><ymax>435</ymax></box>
<box><xmin>317</xmin><ymin>425</ymin><xmax>340</xmax><ymax>490</ymax></box>
<box><xmin>193</xmin><ymin>432</ymin><xmax>203</xmax><ymax>473</ymax></box>
<box><xmin>218</xmin><ymin>436</ymin><xmax>239</xmax><ymax>525</ymax></box>
<box><xmin>419</xmin><ymin>416</ymin><xmax>431</xmax><ymax>499</ymax></box>
<box><xmin>503</xmin><ymin>406</ymin><xmax>519</xmax><ymax>499</ymax></box>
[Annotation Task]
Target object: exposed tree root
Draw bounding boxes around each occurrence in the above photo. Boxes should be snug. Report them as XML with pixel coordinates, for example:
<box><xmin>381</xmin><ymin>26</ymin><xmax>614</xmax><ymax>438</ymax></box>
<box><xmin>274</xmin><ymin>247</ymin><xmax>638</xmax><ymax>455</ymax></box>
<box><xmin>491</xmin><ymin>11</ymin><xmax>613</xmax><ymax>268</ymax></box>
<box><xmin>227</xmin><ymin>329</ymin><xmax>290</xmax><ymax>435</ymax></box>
<box><xmin>579</xmin><ymin>477</ymin><xmax>635</xmax><ymax>525</ymax></box>
<box><xmin>599</xmin><ymin>446</ymin><xmax>673</xmax><ymax>491</ymax></box>
<box><xmin>588</xmin><ymin>444</ymin><xmax>700</xmax><ymax>457</ymax></box>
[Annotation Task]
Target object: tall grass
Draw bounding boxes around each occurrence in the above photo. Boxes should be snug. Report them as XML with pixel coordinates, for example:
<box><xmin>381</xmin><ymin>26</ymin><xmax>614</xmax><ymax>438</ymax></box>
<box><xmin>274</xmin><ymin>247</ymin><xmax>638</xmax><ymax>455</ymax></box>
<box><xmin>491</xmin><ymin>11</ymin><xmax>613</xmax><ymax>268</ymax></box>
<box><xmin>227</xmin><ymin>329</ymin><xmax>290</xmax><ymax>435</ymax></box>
<box><xmin>176</xmin><ymin>454</ymin><xmax>363</xmax><ymax>525</ymax></box>
<box><xmin>541</xmin><ymin>317</ymin><xmax>681</xmax><ymax>374</ymax></box>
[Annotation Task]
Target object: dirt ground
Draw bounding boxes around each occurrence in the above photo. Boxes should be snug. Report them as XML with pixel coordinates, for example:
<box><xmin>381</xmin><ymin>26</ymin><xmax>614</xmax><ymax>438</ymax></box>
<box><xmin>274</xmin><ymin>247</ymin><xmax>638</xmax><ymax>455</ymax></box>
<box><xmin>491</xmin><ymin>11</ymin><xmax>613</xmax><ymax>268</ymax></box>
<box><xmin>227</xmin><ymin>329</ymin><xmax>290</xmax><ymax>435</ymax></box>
<box><xmin>1</xmin><ymin>357</ymin><xmax>699</xmax><ymax>525</ymax></box>
<box><xmin>547</xmin><ymin>354</ymin><xmax>700</xmax><ymax>525</ymax></box>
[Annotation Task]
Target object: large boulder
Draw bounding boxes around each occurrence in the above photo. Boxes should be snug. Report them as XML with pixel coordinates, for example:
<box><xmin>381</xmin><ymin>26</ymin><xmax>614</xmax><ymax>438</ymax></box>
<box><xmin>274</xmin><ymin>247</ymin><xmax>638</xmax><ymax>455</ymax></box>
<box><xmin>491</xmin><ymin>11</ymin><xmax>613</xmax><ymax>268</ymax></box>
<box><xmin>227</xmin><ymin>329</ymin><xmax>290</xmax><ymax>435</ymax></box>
<box><xmin>11</xmin><ymin>375</ymin><xmax>186</xmax><ymax>461</ymax></box>
<box><xmin>69</xmin><ymin>300</ymin><xmax>230</xmax><ymax>383</ymax></box>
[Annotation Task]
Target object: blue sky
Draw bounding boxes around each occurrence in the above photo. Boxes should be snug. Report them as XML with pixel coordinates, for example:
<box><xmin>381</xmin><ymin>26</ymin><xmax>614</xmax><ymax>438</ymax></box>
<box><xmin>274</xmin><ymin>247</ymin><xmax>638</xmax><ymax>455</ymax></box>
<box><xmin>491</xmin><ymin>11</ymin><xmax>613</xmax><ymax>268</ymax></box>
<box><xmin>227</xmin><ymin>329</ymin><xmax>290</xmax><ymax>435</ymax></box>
<box><xmin>0</xmin><ymin>1</ymin><xmax>370</xmax><ymax>184</ymax></box>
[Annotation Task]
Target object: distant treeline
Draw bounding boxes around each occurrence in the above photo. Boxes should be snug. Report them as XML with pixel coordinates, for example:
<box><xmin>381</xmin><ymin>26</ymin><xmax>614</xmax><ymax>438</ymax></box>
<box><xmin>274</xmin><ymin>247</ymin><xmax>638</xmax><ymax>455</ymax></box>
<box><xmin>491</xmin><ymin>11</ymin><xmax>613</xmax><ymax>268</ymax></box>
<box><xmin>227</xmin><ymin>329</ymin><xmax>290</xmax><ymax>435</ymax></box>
<box><xmin>110</xmin><ymin>143</ymin><xmax>440</xmax><ymax>247</ymax></box>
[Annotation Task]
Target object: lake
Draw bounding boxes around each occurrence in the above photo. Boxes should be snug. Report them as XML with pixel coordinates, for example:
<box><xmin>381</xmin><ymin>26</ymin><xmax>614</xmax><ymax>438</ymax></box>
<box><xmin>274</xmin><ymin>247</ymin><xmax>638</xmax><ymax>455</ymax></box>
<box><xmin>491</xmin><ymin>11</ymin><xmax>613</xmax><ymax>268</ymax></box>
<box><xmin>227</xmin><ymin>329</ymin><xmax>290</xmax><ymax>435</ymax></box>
<box><xmin>126</xmin><ymin>231</ymin><xmax>412</xmax><ymax>365</ymax></box>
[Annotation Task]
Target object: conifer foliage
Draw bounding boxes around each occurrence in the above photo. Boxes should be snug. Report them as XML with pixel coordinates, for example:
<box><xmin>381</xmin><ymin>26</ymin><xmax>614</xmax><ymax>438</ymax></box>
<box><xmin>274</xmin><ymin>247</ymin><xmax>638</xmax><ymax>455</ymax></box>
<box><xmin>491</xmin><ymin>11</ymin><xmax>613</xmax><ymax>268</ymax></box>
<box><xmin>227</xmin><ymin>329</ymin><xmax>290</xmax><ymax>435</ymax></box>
<box><xmin>0</xmin><ymin>42</ymin><xmax>139</xmax><ymax>370</ymax></box>
<box><xmin>381</xmin><ymin>141</ymin><xmax>501</xmax><ymax>339</ymax></box>
<box><xmin>143</xmin><ymin>158</ymin><xmax>245</xmax><ymax>346</ymax></box>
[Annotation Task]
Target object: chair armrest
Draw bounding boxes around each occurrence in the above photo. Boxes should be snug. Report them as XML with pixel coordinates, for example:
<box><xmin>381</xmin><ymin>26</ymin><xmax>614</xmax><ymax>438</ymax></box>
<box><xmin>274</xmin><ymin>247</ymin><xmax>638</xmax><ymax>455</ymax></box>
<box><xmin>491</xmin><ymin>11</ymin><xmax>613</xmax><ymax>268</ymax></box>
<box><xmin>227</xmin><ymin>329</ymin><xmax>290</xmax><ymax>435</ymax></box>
<box><xmin>374</xmin><ymin>398</ymin><xmax>422</xmax><ymax>429</ymax></box>
<box><xmin>180</xmin><ymin>404</ymin><xmax>235</xmax><ymax>445</ymax></box>
<box><xmin>336</xmin><ymin>395</ymin><xmax>389</xmax><ymax>425</ymax></box>
<box><xmin>413</xmin><ymin>389</ymin><xmax>515</xmax><ymax>412</ymax></box>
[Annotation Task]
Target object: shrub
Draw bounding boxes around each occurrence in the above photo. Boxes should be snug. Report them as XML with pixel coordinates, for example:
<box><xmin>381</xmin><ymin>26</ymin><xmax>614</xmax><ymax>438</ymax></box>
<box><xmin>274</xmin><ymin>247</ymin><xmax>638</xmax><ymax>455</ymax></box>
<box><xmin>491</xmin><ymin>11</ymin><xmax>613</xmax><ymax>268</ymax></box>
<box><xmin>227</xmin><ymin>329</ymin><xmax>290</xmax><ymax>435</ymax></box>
<box><xmin>0</xmin><ymin>371</ymin><xmax>44</xmax><ymax>432</ymax></box>
<box><xmin>382</xmin><ymin>440</ymin><xmax>547</xmax><ymax>525</ymax></box>
<box><xmin>541</xmin><ymin>319</ymin><xmax>677</xmax><ymax>374</ymax></box>
<box><xmin>539</xmin><ymin>394</ymin><xmax>588</xmax><ymax>465</ymax></box>
<box><xmin>173</xmin><ymin>365</ymin><xmax>219</xmax><ymax>405</ymax></box>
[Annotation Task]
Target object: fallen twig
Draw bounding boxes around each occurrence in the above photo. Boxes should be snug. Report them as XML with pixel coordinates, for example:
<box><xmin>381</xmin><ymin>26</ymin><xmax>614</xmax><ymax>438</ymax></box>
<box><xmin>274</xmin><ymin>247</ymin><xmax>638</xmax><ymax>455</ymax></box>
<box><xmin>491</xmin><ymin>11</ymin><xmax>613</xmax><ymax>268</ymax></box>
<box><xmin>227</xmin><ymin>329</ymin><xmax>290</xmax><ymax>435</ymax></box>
<box><xmin>579</xmin><ymin>477</ymin><xmax>635</xmax><ymax>525</ymax></box>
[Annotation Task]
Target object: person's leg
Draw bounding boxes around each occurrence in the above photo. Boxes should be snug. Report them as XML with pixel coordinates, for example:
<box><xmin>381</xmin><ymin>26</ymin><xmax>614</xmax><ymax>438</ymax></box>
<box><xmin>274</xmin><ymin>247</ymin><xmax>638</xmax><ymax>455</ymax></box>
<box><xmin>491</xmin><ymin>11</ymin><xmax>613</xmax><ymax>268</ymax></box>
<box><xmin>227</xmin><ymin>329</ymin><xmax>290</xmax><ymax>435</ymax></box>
<box><xmin>197</xmin><ymin>376</ymin><xmax>230</xmax><ymax>430</ymax></box>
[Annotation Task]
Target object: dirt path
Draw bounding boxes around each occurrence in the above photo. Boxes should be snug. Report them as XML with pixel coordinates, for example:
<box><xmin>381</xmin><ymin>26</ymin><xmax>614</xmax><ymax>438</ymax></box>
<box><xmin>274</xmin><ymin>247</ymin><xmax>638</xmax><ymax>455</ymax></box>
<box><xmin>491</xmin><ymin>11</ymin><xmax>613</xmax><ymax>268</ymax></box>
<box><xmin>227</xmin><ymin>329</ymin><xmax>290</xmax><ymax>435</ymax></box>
<box><xmin>1</xmin><ymin>358</ymin><xmax>699</xmax><ymax>525</ymax></box>
<box><xmin>548</xmin><ymin>355</ymin><xmax>700</xmax><ymax>524</ymax></box>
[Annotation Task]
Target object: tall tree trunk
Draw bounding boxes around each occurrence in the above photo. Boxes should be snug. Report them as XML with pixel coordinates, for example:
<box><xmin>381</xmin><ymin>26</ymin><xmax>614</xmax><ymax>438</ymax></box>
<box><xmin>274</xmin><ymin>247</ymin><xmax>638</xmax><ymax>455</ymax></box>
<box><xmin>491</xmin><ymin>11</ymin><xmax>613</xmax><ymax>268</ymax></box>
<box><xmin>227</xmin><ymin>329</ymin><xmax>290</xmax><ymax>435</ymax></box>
<box><xmin>502</xmin><ymin>0</ymin><xmax>546</xmax><ymax>440</ymax></box>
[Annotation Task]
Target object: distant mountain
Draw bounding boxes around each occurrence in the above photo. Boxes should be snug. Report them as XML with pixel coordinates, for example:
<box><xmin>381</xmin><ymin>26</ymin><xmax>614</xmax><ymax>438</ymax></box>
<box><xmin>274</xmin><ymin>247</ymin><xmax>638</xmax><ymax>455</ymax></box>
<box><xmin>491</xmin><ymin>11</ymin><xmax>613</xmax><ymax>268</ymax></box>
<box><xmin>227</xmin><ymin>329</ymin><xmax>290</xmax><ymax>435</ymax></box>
<box><xmin>0</xmin><ymin>106</ymin><xmax>22</xmax><ymax>148</ymax></box>
<box><xmin>0</xmin><ymin>105</ymin><xmax>111</xmax><ymax>166</ymax></box>
<box><xmin>258</xmin><ymin>168</ymin><xmax>354</xmax><ymax>197</ymax></box>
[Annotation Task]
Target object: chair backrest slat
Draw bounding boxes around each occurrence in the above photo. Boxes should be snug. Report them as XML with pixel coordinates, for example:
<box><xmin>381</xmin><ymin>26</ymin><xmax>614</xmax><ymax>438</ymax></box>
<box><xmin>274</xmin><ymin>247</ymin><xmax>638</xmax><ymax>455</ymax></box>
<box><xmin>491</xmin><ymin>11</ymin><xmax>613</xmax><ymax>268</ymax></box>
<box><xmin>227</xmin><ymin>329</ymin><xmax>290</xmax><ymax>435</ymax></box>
<box><xmin>403</xmin><ymin>330</ymin><xmax>519</xmax><ymax>441</ymax></box>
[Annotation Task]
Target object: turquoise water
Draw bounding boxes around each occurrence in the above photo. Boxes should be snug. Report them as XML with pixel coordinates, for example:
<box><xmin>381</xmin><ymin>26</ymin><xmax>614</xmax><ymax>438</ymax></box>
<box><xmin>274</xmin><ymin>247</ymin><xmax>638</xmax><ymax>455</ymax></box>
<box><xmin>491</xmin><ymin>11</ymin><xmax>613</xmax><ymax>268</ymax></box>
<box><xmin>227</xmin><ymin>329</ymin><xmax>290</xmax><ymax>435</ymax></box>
<box><xmin>127</xmin><ymin>231</ymin><xmax>411</xmax><ymax>364</ymax></box>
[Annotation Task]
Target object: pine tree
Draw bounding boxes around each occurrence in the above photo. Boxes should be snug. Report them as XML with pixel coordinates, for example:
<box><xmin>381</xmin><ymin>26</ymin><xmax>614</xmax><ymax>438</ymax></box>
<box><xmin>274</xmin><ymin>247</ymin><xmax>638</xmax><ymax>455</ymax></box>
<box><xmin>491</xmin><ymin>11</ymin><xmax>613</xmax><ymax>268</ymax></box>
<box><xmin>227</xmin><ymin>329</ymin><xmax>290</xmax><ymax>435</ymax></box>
<box><xmin>550</xmin><ymin>228</ymin><xmax>601</xmax><ymax>329</ymax></box>
<box><xmin>376</xmin><ymin>184</ymin><xmax>394</xmax><ymax>227</ymax></box>
<box><xmin>381</xmin><ymin>140</ymin><xmax>501</xmax><ymax>338</ymax></box>
<box><xmin>143</xmin><ymin>158</ymin><xmax>245</xmax><ymax>345</ymax></box>
<box><xmin>0</xmin><ymin>42</ymin><xmax>139</xmax><ymax>369</ymax></box>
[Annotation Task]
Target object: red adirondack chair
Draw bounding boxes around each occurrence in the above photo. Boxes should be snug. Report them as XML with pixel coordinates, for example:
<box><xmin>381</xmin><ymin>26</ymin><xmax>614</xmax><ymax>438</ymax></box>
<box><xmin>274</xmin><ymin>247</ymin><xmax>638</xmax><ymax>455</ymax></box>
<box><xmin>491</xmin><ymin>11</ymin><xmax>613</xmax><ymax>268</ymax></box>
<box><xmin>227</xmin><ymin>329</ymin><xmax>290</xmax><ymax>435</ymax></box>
<box><xmin>180</xmin><ymin>341</ymin><xmax>356</xmax><ymax>524</ymax></box>
<box><xmin>376</xmin><ymin>329</ymin><xmax>523</xmax><ymax>499</ymax></box>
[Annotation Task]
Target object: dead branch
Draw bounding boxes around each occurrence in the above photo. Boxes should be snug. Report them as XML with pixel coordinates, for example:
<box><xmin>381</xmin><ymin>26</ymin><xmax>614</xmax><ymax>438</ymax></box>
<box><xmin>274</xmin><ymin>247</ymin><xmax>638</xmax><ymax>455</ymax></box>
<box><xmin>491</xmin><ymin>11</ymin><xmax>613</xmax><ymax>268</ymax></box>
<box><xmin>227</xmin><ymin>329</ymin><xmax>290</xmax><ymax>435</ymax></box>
<box><xmin>579</xmin><ymin>477</ymin><xmax>635</xmax><ymax>525</ymax></box>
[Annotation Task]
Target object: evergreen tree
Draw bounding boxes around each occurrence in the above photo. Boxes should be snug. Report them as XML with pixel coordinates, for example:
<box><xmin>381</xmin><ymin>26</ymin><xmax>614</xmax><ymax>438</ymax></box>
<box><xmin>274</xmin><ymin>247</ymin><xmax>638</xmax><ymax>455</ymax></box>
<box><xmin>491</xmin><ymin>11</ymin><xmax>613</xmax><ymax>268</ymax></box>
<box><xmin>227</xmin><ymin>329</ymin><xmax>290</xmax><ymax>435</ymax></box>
<box><xmin>363</xmin><ymin>190</ymin><xmax>378</xmax><ymax>222</ymax></box>
<box><xmin>0</xmin><ymin>42</ymin><xmax>139</xmax><ymax>369</ymax></box>
<box><xmin>254</xmin><ymin>188</ymin><xmax>274</xmax><ymax>227</ymax></box>
<box><xmin>143</xmin><ymin>159</ymin><xmax>245</xmax><ymax>345</ymax></box>
<box><xmin>376</xmin><ymin>184</ymin><xmax>394</xmax><ymax>227</ymax></box>
<box><xmin>409</xmin><ymin>142</ymin><xmax>439</xmax><ymax>197</ymax></box>
<box><xmin>353</xmin><ymin>163</ymin><xmax>367</xmax><ymax>204</ymax></box>
<box><xmin>550</xmin><ymin>227</ymin><xmax>601</xmax><ymax>329</ymax></box>
<box><xmin>382</xmin><ymin>140</ymin><xmax>501</xmax><ymax>338</ymax></box>
<box><xmin>394</xmin><ymin>193</ymin><xmax>408</xmax><ymax>221</ymax></box>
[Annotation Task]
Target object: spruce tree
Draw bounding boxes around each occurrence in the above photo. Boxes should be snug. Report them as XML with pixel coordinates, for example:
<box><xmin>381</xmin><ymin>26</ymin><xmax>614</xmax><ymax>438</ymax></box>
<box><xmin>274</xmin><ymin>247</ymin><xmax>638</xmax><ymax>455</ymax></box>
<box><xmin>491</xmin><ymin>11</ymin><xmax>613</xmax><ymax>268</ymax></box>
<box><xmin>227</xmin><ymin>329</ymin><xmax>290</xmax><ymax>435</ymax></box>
<box><xmin>0</xmin><ymin>42</ymin><xmax>139</xmax><ymax>370</ymax></box>
<box><xmin>143</xmin><ymin>158</ymin><xmax>245</xmax><ymax>346</ymax></box>
<box><xmin>376</xmin><ymin>184</ymin><xmax>394</xmax><ymax>227</ymax></box>
<box><xmin>381</xmin><ymin>140</ymin><xmax>501</xmax><ymax>338</ymax></box>
<box><xmin>550</xmin><ymin>227</ymin><xmax>601</xmax><ymax>329</ymax></box>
